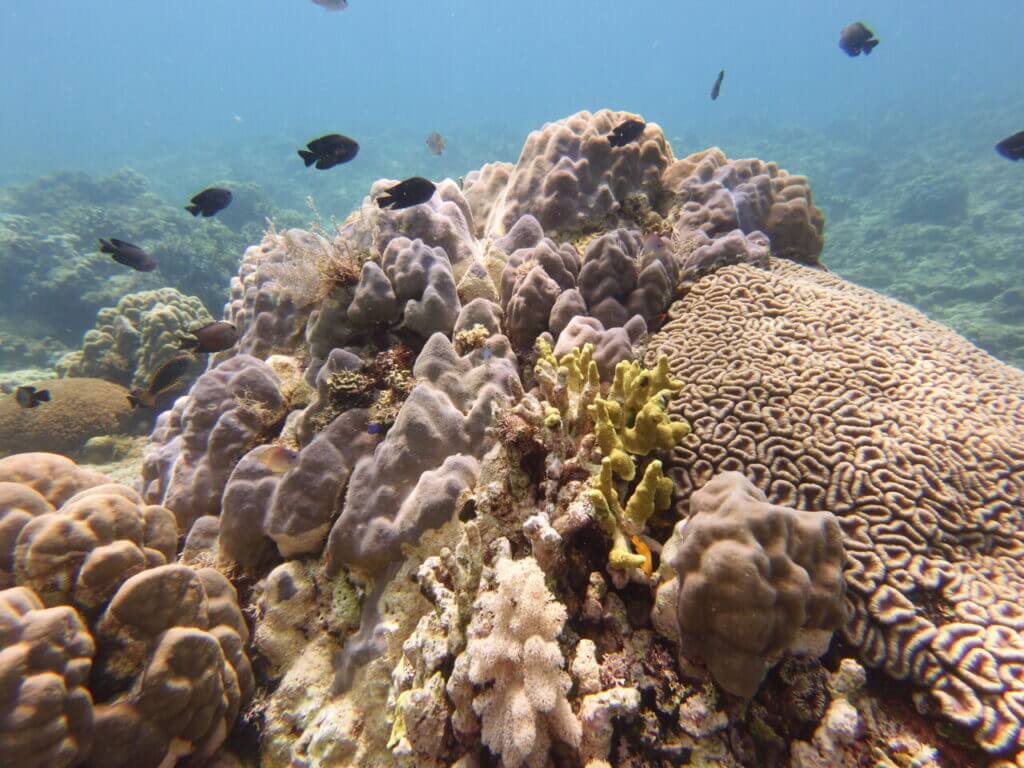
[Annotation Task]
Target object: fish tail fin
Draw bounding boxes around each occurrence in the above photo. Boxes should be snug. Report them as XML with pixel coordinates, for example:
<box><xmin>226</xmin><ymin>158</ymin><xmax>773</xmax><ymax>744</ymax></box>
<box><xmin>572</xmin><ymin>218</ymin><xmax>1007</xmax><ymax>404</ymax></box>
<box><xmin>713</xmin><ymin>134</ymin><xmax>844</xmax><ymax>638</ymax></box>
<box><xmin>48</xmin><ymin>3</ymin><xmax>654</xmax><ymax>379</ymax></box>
<box><xmin>298</xmin><ymin>149</ymin><xmax>317</xmax><ymax>167</ymax></box>
<box><xmin>127</xmin><ymin>392</ymin><xmax>142</xmax><ymax>409</ymax></box>
<box><xmin>185</xmin><ymin>204</ymin><xmax>201</xmax><ymax>216</ymax></box>
<box><xmin>863</xmin><ymin>39</ymin><xmax>878</xmax><ymax>54</ymax></box>
<box><xmin>98</xmin><ymin>238</ymin><xmax>112</xmax><ymax>254</ymax></box>
<box><xmin>178</xmin><ymin>335</ymin><xmax>198</xmax><ymax>351</ymax></box>
<box><xmin>35</xmin><ymin>390</ymin><xmax>50</xmax><ymax>404</ymax></box>
<box><xmin>376</xmin><ymin>195</ymin><xmax>394</xmax><ymax>209</ymax></box>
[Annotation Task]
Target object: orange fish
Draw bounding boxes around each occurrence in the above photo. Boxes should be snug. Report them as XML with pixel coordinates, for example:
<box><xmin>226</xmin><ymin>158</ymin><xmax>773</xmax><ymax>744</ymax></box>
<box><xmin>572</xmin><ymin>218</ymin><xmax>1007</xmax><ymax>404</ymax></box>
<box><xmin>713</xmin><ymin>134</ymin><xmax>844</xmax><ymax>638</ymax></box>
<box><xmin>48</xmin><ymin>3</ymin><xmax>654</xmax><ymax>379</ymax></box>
<box><xmin>631</xmin><ymin>535</ymin><xmax>653</xmax><ymax>577</ymax></box>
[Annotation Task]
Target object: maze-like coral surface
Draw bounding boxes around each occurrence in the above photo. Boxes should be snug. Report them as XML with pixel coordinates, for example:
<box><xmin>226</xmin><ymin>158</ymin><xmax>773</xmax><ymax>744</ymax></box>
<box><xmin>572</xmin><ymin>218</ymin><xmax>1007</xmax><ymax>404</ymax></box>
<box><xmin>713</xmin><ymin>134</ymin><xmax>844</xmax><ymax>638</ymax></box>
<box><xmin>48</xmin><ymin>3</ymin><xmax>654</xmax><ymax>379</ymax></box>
<box><xmin>648</xmin><ymin>259</ymin><xmax>1024</xmax><ymax>757</ymax></box>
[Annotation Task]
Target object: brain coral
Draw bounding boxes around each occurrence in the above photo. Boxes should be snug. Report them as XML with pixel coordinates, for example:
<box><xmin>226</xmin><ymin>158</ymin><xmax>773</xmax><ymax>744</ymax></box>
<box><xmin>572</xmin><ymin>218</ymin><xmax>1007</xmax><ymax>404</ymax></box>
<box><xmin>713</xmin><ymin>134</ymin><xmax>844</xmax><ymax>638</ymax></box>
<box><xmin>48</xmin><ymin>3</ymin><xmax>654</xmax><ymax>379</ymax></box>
<box><xmin>0</xmin><ymin>378</ymin><xmax>133</xmax><ymax>458</ymax></box>
<box><xmin>56</xmin><ymin>287</ymin><xmax>212</xmax><ymax>390</ymax></box>
<box><xmin>647</xmin><ymin>259</ymin><xmax>1024</xmax><ymax>759</ymax></box>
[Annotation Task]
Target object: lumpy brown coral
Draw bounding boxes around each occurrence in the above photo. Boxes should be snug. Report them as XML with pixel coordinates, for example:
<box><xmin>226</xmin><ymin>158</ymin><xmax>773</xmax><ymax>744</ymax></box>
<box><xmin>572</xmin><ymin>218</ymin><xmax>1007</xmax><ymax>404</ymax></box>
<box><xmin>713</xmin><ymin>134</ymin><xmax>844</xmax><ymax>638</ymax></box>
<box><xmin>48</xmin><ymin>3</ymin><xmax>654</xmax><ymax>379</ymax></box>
<box><xmin>648</xmin><ymin>259</ymin><xmax>1024</xmax><ymax>758</ymax></box>
<box><xmin>0</xmin><ymin>458</ymin><xmax>252</xmax><ymax>768</ymax></box>
<box><xmin>0</xmin><ymin>378</ymin><xmax>133</xmax><ymax>458</ymax></box>
<box><xmin>653</xmin><ymin>471</ymin><xmax>847</xmax><ymax>697</ymax></box>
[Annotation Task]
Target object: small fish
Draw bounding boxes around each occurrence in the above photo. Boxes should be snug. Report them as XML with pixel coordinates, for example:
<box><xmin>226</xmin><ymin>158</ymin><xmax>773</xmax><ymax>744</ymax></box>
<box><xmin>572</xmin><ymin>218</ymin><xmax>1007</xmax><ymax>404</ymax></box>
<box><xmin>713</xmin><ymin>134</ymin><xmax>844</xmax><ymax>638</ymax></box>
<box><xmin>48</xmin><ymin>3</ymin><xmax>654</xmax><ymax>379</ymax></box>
<box><xmin>426</xmin><ymin>132</ymin><xmax>446</xmax><ymax>156</ymax></box>
<box><xmin>186</xmin><ymin>187</ymin><xmax>233</xmax><ymax>218</ymax></box>
<box><xmin>710</xmin><ymin>69</ymin><xmax>725</xmax><ymax>101</ymax></box>
<box><xmin>839</xmin><ymin>22</ymin><xmax>879</xmax><ymax>57</ymax></box>
<box><xmin>608</xmin><ymin>119</ymin><xmax>646</xmax><ymax>148</ymax></box>
<box><xmin>128</xmin><ymin>355</ymin><xmax>192</xmax><ymax>409</ymax></box>
<box><xmin>481</xmin><ymin>347</ymin><xmax>493</xmax><ymax>362</ymax></box>
<box><xmin>631</xmin><ymin>535</ymin><xmax>653</xmax><ymax>578</ymax></box>
<box><xmin>298</xmin><ymin>134</ymin><xmax>359</xmax><ymax>170</ymax></box>
<box><xmin>98</xmin><ymin>238</ymin><xmax>157</xmax><ymax>272</ymax></box>
<box><xmin>312</xmin><ymin>0</ymin><xmax>348</xmax><ymax>10</ymax></box>
<box><xmin>14</xmin><ymin>386</ymin><xmax>49</xmax><ymax>409</ymax></box>
<box><xmin>376</xmin><ymin>177</ymin><xmax>436</xmax><ymax>210</ymax></box>
<box><xmin>255</xmin><ymin>445</ymin><xmax>298</xmax><ymax>474</ymax></box>
<box><xmin>179</xmin><ymin>321</ymin><xmax>238</xmax><ymax>354</ymax></box>
<box><xmin>367</xmin><ymin>422</ymin><xmax>383</xmax><ymax>435</ymax></box>
<box><xmin>995</xmin><ymin>132</ymin><xmax>1024</xmax><ymax>161</ymax></box>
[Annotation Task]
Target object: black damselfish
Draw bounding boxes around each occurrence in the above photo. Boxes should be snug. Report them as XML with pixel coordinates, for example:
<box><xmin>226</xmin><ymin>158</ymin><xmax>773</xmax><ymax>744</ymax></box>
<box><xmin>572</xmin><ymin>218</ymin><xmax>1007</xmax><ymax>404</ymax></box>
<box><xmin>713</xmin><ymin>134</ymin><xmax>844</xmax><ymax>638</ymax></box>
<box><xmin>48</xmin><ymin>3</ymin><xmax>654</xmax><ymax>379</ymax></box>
<box><xmin>839</xmin><ymin>22</ymin><xmax>879</xmax><ymax>57</ymax></box>
<box><xmin>14</xmin><ymin>386</ymin><xmax>49</xmax><ymax>409</ymax></box>
<box><xmin>128</xmin><ymin>355</ymin><xmax>193</xmax><ymax>409</ymax></box>
<box><xmin>298</xmin><ymin>134</ymin><xmax>359</xmax><ymax>170</ymax></box>
<box><xmin>186</xmin><ymin>187</ymin><xmax>233</xmax><ymax>217</ymax></box>
<box><xmin>608</xmin><ymin>119</ymin><xmax>645</xmax><ymax>148</ymax></box>
<box><xmin>995</xmin><ymin>132</ymin><xmax>1024</xmax><ymax>161</ymax></box>
<box><xmin>98</xmin><ymin>238</ymin><xmax>157</xmax><ymax>272</ymax></box>
<box><xmin>179</xmin><ymin>321</ymin><xmax>238</xmax><ymax>354</ymax></box>
<box><xmin>711</xmin><ymin>70</ymin><xmax>725</xmax><ymax>101</ymax></box>
<box><xmin>376</xmin><ymin>177</ymin><xmax>436</xmax><ymax>210</ymax></box>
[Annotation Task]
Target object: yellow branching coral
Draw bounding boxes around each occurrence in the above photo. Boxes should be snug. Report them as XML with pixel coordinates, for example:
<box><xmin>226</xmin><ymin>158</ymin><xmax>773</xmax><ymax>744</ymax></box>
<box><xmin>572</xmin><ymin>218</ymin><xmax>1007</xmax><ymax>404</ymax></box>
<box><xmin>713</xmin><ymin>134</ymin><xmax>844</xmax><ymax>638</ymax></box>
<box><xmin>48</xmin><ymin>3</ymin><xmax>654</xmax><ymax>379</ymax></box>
<box><xmin>532</xmin><ymin>337</ymin><xmax>600</xmax><ymax>435</ymax></box>
<box><xmin>517</xmin><ymin>342</ymin><xmax>690</xmax><ymax>576</ymax></box>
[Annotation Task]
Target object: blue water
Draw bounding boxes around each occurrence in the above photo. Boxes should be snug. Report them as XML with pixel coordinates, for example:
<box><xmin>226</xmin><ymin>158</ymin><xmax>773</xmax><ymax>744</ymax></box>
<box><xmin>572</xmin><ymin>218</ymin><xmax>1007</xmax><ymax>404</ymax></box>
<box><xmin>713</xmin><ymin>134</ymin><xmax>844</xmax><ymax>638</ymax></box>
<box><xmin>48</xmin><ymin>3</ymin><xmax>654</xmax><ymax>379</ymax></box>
<box><xmin>1</xmin><ymin>0</ymin><xmax>1023</xmax><ymax>366</ymax></box>
<box><xmin>3</xmin><ymin>1</ymin><xmax>1021</xmax><ymax>184</ymax></box>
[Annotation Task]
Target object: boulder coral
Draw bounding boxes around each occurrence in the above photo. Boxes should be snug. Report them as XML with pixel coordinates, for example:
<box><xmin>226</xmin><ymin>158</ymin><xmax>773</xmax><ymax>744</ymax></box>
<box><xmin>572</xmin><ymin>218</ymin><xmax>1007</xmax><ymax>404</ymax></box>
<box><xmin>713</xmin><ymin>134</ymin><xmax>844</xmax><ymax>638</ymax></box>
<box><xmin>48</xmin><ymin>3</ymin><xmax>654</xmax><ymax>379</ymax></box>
<box><xmin>56</xmin><ymin>287</ymin><xmax>212</xmax><ymax>390</ymax></box>
<box><xmin>649</xmin><ymin>259</ymin><xmax>1024</xmax><ymax>758</ymax></box>
<box><xmin>653</xmin><ymin>471</ymin><xmax>847</xmax><ymax>697</ymax></box>
<box><xmin>0</xmin><ymin>458</ymin><xmax>252</xmax><ymax>768</ymax></box>
<box><xmin>0</xmin><ymin>378</ymin><xmax>133</xmax><ymax>458</ymax></box>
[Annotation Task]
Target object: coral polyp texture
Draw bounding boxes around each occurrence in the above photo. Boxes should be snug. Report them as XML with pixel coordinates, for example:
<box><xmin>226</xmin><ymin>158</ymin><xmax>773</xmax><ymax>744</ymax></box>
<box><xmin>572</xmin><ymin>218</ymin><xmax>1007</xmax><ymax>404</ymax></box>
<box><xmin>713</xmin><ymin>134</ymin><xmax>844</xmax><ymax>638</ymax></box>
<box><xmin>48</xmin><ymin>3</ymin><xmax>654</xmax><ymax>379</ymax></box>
<box><xmin>5</xmin><ymin>110</ymin><xmax>1016</xmax><ymax>766</ymax></box>
<box><xmin>649</xmin><ymin>259</ymin><xmax>1024</xmax><ymax>759</ymax></box>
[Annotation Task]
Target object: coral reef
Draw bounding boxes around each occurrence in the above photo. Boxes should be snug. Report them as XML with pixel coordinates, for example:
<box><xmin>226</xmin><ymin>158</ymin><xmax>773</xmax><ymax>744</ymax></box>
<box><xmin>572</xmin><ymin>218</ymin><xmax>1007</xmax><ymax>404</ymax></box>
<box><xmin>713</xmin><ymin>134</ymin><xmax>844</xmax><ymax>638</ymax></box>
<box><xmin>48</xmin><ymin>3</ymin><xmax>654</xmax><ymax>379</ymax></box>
<box><xmin>0</xmin><ymin>378</ymin><xmax>133</xmax><ymax>458</ymax></box>
<box><xmin>649</xmin><ymin>259</ymin><xmax>1024</xmax><ymax>758</ymax></box>
<box><xmin>6</xmin><ymin>111</ymin><xmax>1016</xmax><ymax>767</ymax></box>
<box><xmin>0</xmin><ymin>168</ymin><xmax>254</xmax><ymax>352</ymax></box>
<box><xmin>56</xmin><ymin>287</ymin><xmax>211</xmax><ymax>390</ymax></box>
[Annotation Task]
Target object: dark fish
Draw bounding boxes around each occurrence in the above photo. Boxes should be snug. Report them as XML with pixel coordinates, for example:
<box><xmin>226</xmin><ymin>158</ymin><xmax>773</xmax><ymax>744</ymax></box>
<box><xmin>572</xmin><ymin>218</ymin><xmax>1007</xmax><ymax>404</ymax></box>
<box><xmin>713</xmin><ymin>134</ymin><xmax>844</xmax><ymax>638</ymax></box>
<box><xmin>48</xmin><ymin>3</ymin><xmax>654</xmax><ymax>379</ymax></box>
<box><xmin>255</xmin><ymin>445</ymin><xmax>298</xmax><ymax>474</ymax></box>
<box><xmin>995</xmin><ymin>131</ymin><xmax>1024</xmax><ymax>161</ymax></box>
<box><xmin>608</xmin><ymin>119</ymin><xmax>646</xmax><ymax>148</ymax></box>
<box><xmin>710</xmin><ymin>70</ymin><xmax>725</xmax><ymax>101</ymax></box>
<box><xmin>179</xmin><ymin>321</ymin><xmax>238</xmax><ymax>353</ymax></box>
<box><xmin>376</xmin><ymin>177</ymin><xmax>436</xmax><ymax>210</ymax></box>
<box><xmin>128</xmin><ymin>355</ymin><xmax>192</xmax><ymax>409</ymax></box>
<box><xmin>312</xmin><ymin>0</ymin><xmax>348</xmax><ymax>9</ymax></box>
<box><xmin>298</xmin><ymin>134</ymin><xmax>359</xmax><ymax>170</ymax></box>
<box><xmin>186</xmin><ymin>187</ymin><xmax>233</xmax><ymax>217</ymax></box>
<box><xmin>14</xmin><ymin>386</ymin><xmax>49</xmax><ymax>409</ymax></box>
<box><xmin>839</xmin><ymin>22</ymin><xmax>879</xmax><ymax>57</ymax></box>
<box><xmin>98</xmin><ymin>238</ymin><xmax>157</xmax><ymax>272</ymax></box>
<box><xmin>426</xmin><ymin>132</ymin><xmax>446</xmax><ymax>156</ymax></box>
